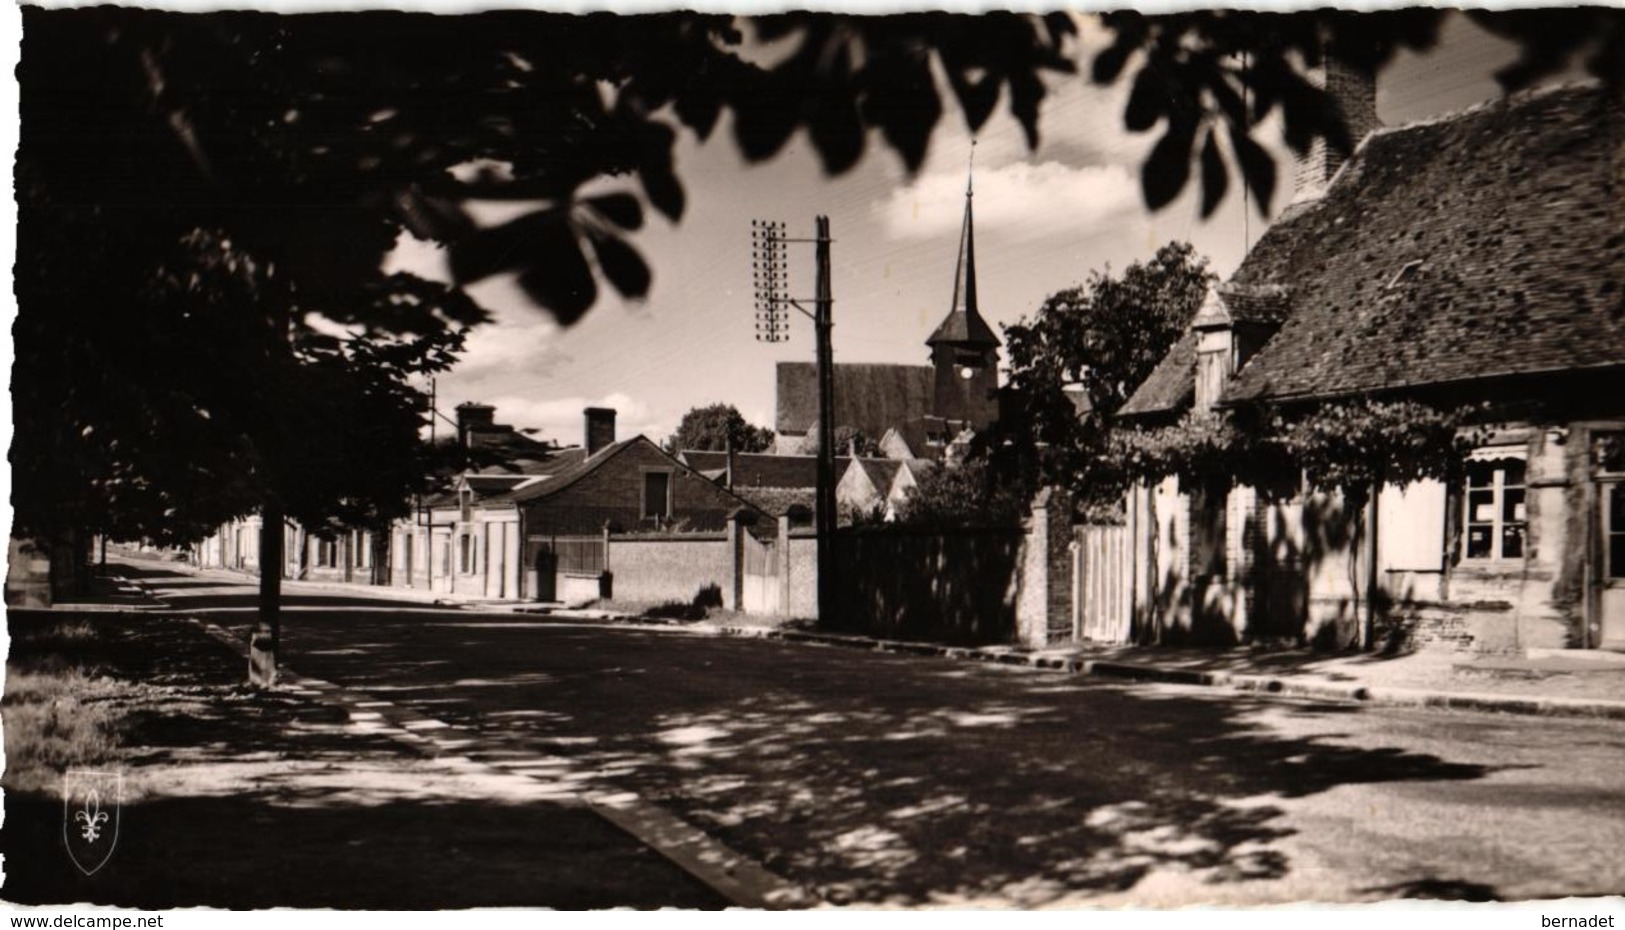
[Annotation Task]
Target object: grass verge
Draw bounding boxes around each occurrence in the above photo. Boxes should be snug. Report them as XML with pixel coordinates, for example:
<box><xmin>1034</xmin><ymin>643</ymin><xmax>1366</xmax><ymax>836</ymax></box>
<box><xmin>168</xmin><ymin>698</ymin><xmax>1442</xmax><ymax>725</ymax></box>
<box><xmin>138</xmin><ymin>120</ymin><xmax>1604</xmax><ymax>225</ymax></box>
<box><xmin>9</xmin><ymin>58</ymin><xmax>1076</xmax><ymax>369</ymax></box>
<box><xmin>3</xmin><ymin>618</ymin><xmax>128</xmax><ymax>795</ymax></box>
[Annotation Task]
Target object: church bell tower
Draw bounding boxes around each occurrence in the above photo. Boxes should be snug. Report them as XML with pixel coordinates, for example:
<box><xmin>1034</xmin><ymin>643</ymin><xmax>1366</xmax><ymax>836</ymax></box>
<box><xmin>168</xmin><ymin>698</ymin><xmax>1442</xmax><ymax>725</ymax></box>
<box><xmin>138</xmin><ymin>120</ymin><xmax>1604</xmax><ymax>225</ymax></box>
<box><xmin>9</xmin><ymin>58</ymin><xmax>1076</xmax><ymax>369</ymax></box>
<box><xmin>926</xmin><ymin>166</ymin><xmax>1000</xmax><ymax>433</ymax></box>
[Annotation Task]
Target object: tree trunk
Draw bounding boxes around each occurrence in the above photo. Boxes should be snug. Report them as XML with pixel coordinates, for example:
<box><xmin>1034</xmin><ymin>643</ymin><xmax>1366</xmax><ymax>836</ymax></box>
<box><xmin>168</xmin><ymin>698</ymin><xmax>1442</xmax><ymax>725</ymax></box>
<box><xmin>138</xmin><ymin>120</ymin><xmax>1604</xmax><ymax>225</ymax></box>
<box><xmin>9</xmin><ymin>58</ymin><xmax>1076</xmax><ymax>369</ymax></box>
<box><xmin>249</xmin><ymin>505</ymin><xmax>283</xmax><ymax>688</ymax></box>
<box><xmin>1363</xmin><ymin>479</ymin><xmax>1381</xmax><ymax>652</ymax></box>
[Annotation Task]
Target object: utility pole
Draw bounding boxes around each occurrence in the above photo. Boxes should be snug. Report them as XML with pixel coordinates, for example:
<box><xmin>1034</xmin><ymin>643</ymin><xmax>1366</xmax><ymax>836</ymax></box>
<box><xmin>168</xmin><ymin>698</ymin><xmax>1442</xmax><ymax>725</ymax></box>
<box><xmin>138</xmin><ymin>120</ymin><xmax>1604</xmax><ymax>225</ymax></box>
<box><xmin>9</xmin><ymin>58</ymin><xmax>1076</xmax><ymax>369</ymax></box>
<box><xmin>812</xmin><ymin>216</ymin><xmax>836</xmax><ymax>628</ymax></box>
<box><xmin>752</xmin><ymin>215</ymin><xmax>837</xmax><ymax>627</ymax></box>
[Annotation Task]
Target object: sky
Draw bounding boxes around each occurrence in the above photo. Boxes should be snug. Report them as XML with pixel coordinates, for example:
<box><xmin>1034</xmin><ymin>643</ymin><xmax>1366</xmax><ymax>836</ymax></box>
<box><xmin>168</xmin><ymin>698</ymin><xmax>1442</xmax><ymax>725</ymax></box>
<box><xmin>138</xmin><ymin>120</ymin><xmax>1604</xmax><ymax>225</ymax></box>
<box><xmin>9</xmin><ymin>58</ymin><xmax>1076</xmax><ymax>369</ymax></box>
<box><xmin>393</xmin><ymin>12</ymin><xmax>1526</xmax><ymax>449</ymax></box>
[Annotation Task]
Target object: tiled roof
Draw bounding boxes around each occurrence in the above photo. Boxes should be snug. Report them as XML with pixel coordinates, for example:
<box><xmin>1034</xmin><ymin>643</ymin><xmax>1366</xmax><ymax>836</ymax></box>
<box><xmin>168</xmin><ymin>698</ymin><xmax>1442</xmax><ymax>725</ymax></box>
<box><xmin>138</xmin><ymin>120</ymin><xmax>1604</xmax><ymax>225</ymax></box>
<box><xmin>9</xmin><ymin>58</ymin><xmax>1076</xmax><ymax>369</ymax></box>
<box><xmin>776</xmin><ymin>362</ymin><xmax>934</xmax><ymax>437</ymax></box>
<box><xmin>731</xmin><ymin>486</ymin><xmax>815</xmax><ymax>517</ymax></box>
<box><xmin>1217</xmin><ymin>282</ymin><xmax>1292</xmax><ymax>325</ymax></box>
<box><xmin>858</xmin><ymin>458</ymin><xmax>903</xmax><ymax>490</ymax></box>
<box><xmin>677</xmin><ymin>450</ymin><xmax>854</xmax><ymax>490</ymax></box>
<box><xmin>463</xmin><ymin>475</ymin><xmax>529</xmax><ymax>495</ymax></box>
<box><xmin>1118</xmin><ymin>331</ymin><xmax>1197</xmax><ymax>418</ymax></box>
<box><xmin>506</xmin><ymin>437</ymin><xmax>641</xmax><ymax>503</ymax></box>
<box><xmin>1223</xmin><ymin>83</ymin><xmax>1624</xmax><ymax>404</ymax></box>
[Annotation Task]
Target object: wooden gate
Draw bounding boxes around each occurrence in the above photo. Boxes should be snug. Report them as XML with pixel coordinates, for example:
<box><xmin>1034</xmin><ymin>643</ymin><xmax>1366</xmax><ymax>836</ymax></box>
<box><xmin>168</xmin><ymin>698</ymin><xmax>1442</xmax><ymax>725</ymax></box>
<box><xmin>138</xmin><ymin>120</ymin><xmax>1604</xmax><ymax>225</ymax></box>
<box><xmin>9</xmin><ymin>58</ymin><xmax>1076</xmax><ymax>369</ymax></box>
<box><xmin>1074</xmin><ymin>525</ymin><xmax>1132</xmax><ymax>643</ymax></box>
<box><xmin>741</xmin><ymin>528</ymin><xmax>782</xmax><ymax>615</ymax></box>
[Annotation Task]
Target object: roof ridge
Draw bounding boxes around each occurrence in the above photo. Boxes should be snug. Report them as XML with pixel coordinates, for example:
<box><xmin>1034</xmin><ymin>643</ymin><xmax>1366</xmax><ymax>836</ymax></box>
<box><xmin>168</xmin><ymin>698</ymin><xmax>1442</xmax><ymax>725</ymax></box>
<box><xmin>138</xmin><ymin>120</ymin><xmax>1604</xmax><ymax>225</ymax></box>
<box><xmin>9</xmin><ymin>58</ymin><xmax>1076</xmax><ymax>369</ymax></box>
<box><xmin>1366</xmin><ymin>78</ymin><xmax>1603</xmax><ymax>142</ymax></box>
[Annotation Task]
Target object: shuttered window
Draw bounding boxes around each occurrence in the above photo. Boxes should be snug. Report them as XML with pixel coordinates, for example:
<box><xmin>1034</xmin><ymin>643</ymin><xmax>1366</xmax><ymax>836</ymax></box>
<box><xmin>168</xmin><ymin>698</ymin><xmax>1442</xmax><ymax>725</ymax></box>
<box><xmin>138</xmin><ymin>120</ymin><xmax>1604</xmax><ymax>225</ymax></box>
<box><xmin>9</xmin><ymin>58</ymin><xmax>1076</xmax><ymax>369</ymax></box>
<box><xmin>1378</xmin><ymin>479</ymin><xmax>1448</xmax><ymax>571</ymax></box>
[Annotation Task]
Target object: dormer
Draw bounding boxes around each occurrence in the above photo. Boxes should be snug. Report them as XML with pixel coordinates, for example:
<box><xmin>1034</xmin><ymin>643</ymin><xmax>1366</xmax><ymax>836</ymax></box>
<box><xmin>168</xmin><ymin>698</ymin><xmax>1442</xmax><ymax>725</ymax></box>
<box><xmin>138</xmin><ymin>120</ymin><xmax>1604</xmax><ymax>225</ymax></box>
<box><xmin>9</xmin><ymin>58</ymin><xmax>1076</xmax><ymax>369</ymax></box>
<box><xmin>1191</xmin><ymin>283</ymin><xmax>1292</xmax><ymax>411</ymax></box>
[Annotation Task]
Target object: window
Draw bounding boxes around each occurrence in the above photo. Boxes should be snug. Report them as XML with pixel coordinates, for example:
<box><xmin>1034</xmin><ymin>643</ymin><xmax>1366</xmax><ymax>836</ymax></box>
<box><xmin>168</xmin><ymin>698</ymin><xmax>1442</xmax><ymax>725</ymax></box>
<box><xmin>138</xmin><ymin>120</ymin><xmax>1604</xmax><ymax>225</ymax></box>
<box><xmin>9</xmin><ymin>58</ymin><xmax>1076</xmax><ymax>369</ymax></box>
<box><xmin>353</xmin><ymin>531</ymin><xmax>371</xmax><ymax>569</ymax></box>
<box><xmin>1464</xmin><ymin>458</ymin><xmax>1527</xmax><ymax>561</ymax></box>
<box><xmin>643</xmin><ymin>470</ymin><xmax>672</xmax><ymax>519</ymax></box>
<box><xmin>458</xmin><ymin>534</ymin><xmax>474</xmax><ymax>574</ymax></box>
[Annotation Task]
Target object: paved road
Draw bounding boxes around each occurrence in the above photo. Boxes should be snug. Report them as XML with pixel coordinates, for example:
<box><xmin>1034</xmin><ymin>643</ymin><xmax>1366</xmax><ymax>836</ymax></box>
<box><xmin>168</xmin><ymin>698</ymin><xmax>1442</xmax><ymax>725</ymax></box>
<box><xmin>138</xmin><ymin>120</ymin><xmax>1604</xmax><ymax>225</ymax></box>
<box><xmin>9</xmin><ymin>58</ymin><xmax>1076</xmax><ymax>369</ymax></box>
<box><xmin>139</xmin><ymin>567</ymin><xmax>1625</xmax><ymax>907</ymax></box>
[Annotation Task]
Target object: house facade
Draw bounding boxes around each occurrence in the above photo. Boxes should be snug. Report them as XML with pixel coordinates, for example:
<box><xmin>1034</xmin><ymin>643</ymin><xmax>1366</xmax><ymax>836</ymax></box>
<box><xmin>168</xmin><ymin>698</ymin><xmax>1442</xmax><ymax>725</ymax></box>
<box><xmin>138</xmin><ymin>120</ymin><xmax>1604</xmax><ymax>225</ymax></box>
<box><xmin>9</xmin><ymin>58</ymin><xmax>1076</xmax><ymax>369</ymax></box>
<box><xmin>1116</xmin><ymin>78</ymin><xmax>1624</xmax><ymax>653</ymax></box>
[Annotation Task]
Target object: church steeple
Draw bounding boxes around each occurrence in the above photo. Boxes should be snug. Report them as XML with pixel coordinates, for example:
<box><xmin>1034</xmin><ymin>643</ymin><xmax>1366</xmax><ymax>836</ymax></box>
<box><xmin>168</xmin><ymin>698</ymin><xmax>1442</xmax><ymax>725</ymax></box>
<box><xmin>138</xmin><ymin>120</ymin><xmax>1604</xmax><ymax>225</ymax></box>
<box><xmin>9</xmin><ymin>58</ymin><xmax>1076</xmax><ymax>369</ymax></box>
<box><xmin>926</xmin><ymin>153</ymin><xmax>1001</xmax><ymax>435</ymax></box>
<box><xmin>927</xmin><ymin>167</ymin><xmax>1000</xmax><ymax>350</ymax></box>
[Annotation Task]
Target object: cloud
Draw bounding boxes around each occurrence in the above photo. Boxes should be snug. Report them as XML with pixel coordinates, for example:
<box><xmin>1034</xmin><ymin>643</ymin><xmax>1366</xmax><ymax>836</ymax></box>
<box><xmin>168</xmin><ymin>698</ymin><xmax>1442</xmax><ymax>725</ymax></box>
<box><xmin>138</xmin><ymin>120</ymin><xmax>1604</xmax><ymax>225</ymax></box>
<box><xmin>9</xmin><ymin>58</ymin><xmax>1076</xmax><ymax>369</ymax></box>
<box><xmin>877</xmin><ymin>160</ymin><xmax>1142</xmax><ymax>243</ymax></box>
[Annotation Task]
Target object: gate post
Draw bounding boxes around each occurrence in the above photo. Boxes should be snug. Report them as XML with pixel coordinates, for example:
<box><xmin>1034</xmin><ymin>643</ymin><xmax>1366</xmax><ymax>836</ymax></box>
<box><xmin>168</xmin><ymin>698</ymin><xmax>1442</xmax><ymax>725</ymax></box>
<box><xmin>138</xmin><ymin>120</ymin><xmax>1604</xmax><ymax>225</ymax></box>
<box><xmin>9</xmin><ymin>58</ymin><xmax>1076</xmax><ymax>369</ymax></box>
<box><xmin>1017</xmin><ymin>486</ymin><xmax>1074</xmax><ymax>648</ymax></box>
<box><xmin>725</xmin><ymin>510</ymin><xmax>745</xmax><ymax>612</ymax></box>
<box><xmin>777</xmin><ymin>514</ymin><xmax>792</xmax><ymax>617</ymax></box>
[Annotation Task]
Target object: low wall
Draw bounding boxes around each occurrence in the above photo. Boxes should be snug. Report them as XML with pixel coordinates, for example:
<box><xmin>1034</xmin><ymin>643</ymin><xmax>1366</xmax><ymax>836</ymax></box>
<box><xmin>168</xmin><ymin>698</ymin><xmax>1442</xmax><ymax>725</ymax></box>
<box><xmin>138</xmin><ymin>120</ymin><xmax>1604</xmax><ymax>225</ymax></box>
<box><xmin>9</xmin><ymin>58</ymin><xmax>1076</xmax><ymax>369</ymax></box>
<box><xmin>787</xmin><ymin>534</ymin><xmax>818</xmax><ymax>619</ymax></box>
<box><xmin>607</xmin><ymin>533</ymin><xmax>730</xmax><ymax>606</ymax></box>
<box><xmin>559</xmin><ymin>572</ymin><xmax>607</xmax><ymax>604</ymax></box>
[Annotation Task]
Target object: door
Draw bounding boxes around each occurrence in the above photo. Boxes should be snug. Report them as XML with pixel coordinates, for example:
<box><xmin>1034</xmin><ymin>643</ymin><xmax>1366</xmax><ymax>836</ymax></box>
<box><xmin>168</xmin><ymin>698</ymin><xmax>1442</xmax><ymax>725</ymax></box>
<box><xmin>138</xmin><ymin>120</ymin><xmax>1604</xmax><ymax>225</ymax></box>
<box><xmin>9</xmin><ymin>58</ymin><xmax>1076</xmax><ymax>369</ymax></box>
<box><xmin>535</xmin><ymin>548</ymin><xmax>558</xmax><ymax>603</ymax></box>
<box><xmin>1600</xmin><ymin>479</ymin><xmax>1625</xmax><ymax>648</ymax></box>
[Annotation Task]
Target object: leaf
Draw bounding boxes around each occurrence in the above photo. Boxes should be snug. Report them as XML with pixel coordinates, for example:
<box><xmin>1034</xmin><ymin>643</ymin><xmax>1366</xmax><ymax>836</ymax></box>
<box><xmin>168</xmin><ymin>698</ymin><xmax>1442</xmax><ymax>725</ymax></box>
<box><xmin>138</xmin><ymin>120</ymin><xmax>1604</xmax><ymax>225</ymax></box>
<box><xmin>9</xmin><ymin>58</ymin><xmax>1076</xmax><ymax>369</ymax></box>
<box><xmin>1092</xmin><ymin>40</ymin><xmax>1134</xmax><ymax>85</ymax></box>
<box><xmin>674</xmin><ymin>85</ymin><xmax>723</xmax><ymax>141</ymax></box>
<box><xmin>946</xmin><ymin>70</ymin><xmax>1000</xmax><ymax>134</ymax></box>
<box><xmin>1006</xmin><ymin>70</ymin><xmax>1044</xmax><ymax>150</ymax></box>
<box><xmin>641</xmin><ymin>164</ymin><xmax>685</xmax><ymax>223</ymax></box>
<box><xmin>1198</xmin><ymin>126</ymin><xmax>1228</xmax><ymax>219</ymax></box>
<box><xmin>515</xmin><ymin>225</ymin><xmax>597</xmax><ymax>326</ymax></box>
<box><xmin>1228</xmin><ymin>121</ymin><xmax>1276</xmax><ymax>216</ymax></box>
<box><xmin>1123</xmin><ymin>66</ymin><xmax>1171</xmax><ymax>134</ymax></box>
<box><xmin>1141</xmin><ymin>115</ymin><xmax>1196</xmax><ymax>211</ymax></box>
<box><xmin>731</xmin><ymin>71</ymin><xmax>802</xmax><ymax>163</ymax></box>
<box><xmin>585</xmin><ymin>192</ymin><xmax>643</xmax><ymax>232</ymax></box>
<box><xmin>863</xmin><ymin>51</ymin><xmax>941</xmax><ymax>173</ymax></box>
<box><xmin>808</xmin><ymin>93</ymin><xmax>865</xmax><ymax>176</ymax></box>
<box><xmin>587</xmin><ymin>230</ymin><xmax>652</xmax><ymax>300</ymax></box>
<box><xmin>393</xmin><ymin>186</ymin><xmax>472</xmax><ymax>242</ymax></box>
<box><xmin>448</xmin><ymin>210</ymin><xmax>554</xmax><ymax>285</ymax></box>
<box><xmin>635</xmin><ymin>120</ymin><xmax>685</xmax><ymax>221</ymax></box>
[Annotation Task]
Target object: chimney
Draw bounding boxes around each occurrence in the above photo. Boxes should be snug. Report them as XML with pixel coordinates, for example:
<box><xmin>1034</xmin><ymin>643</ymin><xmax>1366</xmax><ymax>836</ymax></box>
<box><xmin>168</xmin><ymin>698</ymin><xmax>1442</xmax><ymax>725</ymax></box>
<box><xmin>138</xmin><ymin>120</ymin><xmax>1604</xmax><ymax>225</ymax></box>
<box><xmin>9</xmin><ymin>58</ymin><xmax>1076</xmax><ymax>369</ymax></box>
<box><xmin>455</xmin><ymin>402</ymin><xmax>496</xmax><ymax>447</ymax></box>
<box><xmin>1291</xmin><ymin>52</ymin><xmax>1380</xmax><ymax>204</ymax></box>
<box><xmin>584</xmin><ymin>407</ymin><xmax>617</xmax><ymax>456</ymax></box>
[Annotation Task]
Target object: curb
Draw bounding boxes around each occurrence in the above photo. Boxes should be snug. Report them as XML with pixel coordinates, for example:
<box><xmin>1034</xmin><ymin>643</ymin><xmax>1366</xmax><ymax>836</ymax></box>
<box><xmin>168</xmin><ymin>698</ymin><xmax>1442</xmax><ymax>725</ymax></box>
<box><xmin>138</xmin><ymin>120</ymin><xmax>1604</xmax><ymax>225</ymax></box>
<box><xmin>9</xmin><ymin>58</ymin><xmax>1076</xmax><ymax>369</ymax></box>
<box><xmin>188</xmin><ymin>618</ymin><xmax>815</xmax><ymax>910</ymax></box>
<box><xmin>699</xmin><ymin>625</ymin><xmax>1625</xmax><ymax>721</ymax></box>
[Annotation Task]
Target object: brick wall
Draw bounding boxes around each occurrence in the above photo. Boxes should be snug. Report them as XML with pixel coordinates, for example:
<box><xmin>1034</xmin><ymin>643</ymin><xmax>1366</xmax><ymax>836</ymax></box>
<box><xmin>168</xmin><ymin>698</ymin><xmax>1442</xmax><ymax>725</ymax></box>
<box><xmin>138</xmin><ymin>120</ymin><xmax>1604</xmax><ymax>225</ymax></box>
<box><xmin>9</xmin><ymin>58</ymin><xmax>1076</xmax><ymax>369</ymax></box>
<box><xmin>607</xmin><ymin>534</ymin><xmax>730</xmax><ymax>605</ymax></box>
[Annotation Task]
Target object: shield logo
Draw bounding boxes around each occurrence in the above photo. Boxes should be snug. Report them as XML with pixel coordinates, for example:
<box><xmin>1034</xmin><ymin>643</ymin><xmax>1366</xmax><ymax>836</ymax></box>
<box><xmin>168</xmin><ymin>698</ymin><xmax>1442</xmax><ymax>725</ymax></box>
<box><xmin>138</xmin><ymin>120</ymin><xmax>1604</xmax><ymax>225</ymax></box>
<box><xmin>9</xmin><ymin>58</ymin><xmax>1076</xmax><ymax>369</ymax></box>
<box><xmin>62</xmin><ymin>768</ymin><xmax>122</xmax><ymax>876</ymax></box>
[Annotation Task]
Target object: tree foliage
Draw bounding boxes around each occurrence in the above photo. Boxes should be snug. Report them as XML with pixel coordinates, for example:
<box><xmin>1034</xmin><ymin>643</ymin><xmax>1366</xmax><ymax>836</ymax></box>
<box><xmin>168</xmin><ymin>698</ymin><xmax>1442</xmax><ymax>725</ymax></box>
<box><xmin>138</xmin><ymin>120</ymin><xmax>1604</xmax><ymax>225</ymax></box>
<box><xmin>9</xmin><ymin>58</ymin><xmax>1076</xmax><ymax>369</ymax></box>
<box><xmin>1112</xmin><ymin>398</ymin><xmax>1490</xmax><ymax>504</ymax></box>
<box><xmin>896</xmin><ymin>458</ymin><xmax>1026</xmax><ymax>529</ymax></box>
<box><xmin>991</xmin><ymin>241</ymin><xmax>1215</xmax><ymax>514</ymax></box>
<box><xmin>17</xmin><ymin>7</ymin><xmax>1613</xmax><ymax>547</ymax></box>
<box><xmin>667</xmin><ymin>404</ymin><xmax>775</xmax><ymax>453</ymax></box>
<box><xmin>1092</xmin><ymin>9</ymin><xmax>1622</xmax><ymax>215</ymax></box>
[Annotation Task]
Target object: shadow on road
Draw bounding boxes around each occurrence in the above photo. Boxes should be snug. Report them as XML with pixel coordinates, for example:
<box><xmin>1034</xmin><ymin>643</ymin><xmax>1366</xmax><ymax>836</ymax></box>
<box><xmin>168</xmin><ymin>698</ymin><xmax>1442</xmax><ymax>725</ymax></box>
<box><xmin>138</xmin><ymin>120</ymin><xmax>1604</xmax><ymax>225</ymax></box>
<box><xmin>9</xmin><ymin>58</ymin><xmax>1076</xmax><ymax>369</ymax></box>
<box><xmin>197</xmin><ymin>605</ymin><xmax>1512</xmax><ymax>906</ymax></box>
<box><xmin>1</xmin><ymin>612</ymin><xmax>723</xmax><ymax>909</ymax></box>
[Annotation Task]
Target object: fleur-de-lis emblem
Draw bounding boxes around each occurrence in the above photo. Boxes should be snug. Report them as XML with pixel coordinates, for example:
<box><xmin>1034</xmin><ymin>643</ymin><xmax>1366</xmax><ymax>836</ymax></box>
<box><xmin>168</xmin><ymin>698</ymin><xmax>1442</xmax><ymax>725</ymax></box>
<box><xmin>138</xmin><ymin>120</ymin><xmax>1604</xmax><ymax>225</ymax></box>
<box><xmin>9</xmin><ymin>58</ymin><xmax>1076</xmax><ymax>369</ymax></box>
<box><xmin>75</xmin><ymin>789</ymin><xmax>110</xmax><ymax>843</ymax></box>
<box><xmin>63</xmin><ymin>769</ymin><xmax>122</xmax><ymax>875</ymax></box>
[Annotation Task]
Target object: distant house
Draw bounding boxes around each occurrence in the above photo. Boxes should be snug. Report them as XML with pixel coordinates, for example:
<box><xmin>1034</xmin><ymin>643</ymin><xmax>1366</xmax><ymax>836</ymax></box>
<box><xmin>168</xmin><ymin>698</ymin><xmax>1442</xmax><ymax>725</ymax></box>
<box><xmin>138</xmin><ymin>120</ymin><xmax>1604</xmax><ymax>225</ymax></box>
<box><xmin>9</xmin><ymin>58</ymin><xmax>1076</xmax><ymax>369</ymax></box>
<box><xmin>1116</xmin><ymin>75</ymin><xmax>1625</xmax><ymax>653</ymax></box>
<box><xmin>773</xmin><ymin>172</ymin><xmax>1001</xmax><ymax>460</ymax></box>
<box><xmin>678</xmin><ymin>449</ymin><xmax>934</xmax><ymax>523</ymax></box>
<box><xmin>506</xmin><ymin>408</ymin><xmax>770</xmax><ymax>601</ymax></box>
<box><xmin>196</xmin><ymin>401</ymin><xmax>579</xmax><ymax>596</ymax></box>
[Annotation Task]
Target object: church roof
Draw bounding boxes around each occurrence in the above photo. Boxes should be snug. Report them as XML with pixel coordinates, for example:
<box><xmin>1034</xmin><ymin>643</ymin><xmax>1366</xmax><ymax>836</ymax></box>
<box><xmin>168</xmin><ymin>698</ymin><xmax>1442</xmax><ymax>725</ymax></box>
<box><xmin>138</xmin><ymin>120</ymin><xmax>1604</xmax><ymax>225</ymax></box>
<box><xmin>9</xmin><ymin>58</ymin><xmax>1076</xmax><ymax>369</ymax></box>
<box><xmin>775</xmin><ymin>362</ymin><xmax>934</xmax><ymax>438</ymax></box>
<box><xmin>926</xmin><ymin>177</ymin><xmax>1000</xmax><ymax>349</ymax></box>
